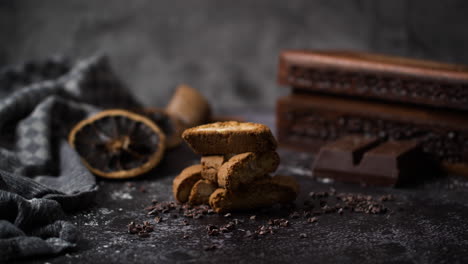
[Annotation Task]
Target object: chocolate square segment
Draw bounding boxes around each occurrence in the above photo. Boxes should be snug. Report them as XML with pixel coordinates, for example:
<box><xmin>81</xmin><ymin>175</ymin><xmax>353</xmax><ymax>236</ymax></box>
<box><xmin>312</xmin><ymin>136</ymin><xmax>434</xmax><ymax>187</ymax></box>
<box><xmin>278</xmin><ymin>50</ymin><xmax>468</xmax><ymax>111</ymax></box>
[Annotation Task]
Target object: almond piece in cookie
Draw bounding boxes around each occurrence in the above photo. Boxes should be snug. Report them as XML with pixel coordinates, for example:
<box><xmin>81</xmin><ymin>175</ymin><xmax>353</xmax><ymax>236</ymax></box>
<box><xmin>182</xmin><ymin>121</ymin><xmax>277</xmax><ymax>155</ymax></box>
<box><xmin>201</xmin><ymin>155</ymin><xmax>227</xmax><ymax>183</ymax></box>
<box><xmin>172</xmin><ymin>164</ymin><xmax>202</xmax><ymax>203</ymax></box>
<box><xmin>209</xmin><ymin>175</ymin><xmax>299</xmax><ymax>213</ymax></box>
<box><xmin>188</xmin><ymin>179</ymin><xmax>218</xmax><ymax>205</ymax></box>
<box><xmin>218</xmin><ymin>151</ymin><xmax>280</xmax><ymax>190</ymax></box>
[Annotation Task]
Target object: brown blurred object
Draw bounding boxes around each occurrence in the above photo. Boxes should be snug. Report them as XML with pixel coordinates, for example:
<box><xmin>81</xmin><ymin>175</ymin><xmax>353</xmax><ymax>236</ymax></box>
<box><xmin>131</xmin><ymin>84</ymin><xmax>212</xmax><ymax>149</ymax></box>
<box><xmin>276</xmin><ymin>50</ymin><xmax>468</xmax><ymax>177</ymax></box>
<box><xmin>312</xmin><ymin>136</ymin><xmax>436</xmax><ymax>187</ymax></box>
<box><xmin>166</xmin><ymin>84</ymin><xmax>212</xmax><ymax>128</ymax></box>
<box><xmin>278</xmin><ymin>50</ymin><xmax>468</xmax><ymax>111</ymax></box>
<box><xmin>134</xmin><ymin>108</ymin><xmax>184</xmax><ymax>149</ymax></box>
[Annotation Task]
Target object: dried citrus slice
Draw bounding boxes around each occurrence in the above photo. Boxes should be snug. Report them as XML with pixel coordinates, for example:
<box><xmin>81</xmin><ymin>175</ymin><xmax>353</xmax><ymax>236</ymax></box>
<box><xmin>68</xmin><ymin>109</ymin><xmax>165</xmax><ymax>179</ymax></box>
<box><xmin>132</xmin><ymin>108</ymin><xmax>184</xmax><ymax>149</ymax></box>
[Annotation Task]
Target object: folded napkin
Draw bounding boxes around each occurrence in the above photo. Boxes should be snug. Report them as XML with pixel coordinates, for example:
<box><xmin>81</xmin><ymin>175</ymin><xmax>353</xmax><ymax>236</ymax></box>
<box><xmin>0</xmin><ymin>55</ymin><xmax>141</xmax><ymax>261</ymax></box>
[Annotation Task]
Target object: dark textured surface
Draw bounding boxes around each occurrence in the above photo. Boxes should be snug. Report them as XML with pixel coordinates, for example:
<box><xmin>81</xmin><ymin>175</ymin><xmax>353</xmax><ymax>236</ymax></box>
<box><xmin>13</xmin><ymin>112</ymin><xmax>468</xmax><ymax>264</ymax></box>
<box><xmin>3</xmin><ymin>0</ymin><xmax>468</xmax><ymax>109</ymax></box>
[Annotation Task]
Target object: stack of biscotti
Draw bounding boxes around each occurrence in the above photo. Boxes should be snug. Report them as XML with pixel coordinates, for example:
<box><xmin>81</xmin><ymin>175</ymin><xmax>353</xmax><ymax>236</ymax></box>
<box><xmin>172</xmin><ymin>121</ymin><xmax>299</xmax><ymax>213</ymax></box>
<box><xmin>276</xmin><ymin>50</ymin><xmax>468</xmax><ymax>176</ymax></box>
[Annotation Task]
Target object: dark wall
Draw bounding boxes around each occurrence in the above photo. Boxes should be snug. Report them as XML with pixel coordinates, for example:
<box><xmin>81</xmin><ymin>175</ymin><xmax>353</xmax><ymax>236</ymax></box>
<box><xmin>1</xmin><ymin>0</ymin><xmax>468</xmax><ymax>110</ymax></box>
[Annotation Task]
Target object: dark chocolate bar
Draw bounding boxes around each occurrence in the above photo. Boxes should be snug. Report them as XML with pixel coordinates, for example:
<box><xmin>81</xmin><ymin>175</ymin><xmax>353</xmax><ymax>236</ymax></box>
<box><xmin>276</xmin><ymin>94</ymin><xmax>468</xmax><ymax>175</ymax></box>
<box><xmin>312</xmin><ymin>136</ymin><xmax>433</xmax><ymax>187</ymax></box>
<box><xmin>278</xmin><ymin>50</ymin><xmax>468</xmax><ymax>111</ymax></box>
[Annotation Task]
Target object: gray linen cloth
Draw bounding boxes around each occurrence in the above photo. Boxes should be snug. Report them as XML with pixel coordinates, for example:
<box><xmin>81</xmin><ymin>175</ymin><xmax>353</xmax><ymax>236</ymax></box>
<box><xmin>0</xmin><ymin>56</ymin><xmax>141</xmax><ymax>261</ymax></box>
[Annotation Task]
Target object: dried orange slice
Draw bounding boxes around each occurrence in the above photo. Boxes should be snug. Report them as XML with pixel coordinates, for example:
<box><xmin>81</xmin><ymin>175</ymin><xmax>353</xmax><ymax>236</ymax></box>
<box><xmin>132</xmin><ymin>108</ymin><xmax>184</xmax><ymax>149</ymax></box>
<box><xmin>68</xmin><ymin>109</ymin><xmax>165</xmax><ymax>179</ymax></box>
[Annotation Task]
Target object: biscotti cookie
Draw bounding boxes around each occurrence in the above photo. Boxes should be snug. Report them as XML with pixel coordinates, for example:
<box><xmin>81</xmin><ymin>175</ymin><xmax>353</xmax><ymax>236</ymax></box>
<box><xmin>201</xmin><ymin>155</ymin><xmax>227</xmax><ymax>183</ymax></box>
<box><xmin>166</xmin><ymin>84</ymin><xmax>211</xmax><ymax>128</ymax></box>
<box><xmin>217</xmin><ymin>151</ymin><xmax>280</xmax><ymax>190</ymax></box>
<box><xmin>209</xmin><ymin>175</ymin><xmax>299</xmax><ymax>213</ymax></box>
<box><xmin>182</xmin><ymin>121</ymin><xmax>277</xmax><ymax>155</ymax></box>
<box><xmin>172</xmin><ymin>164</ymin><xmax>202</xmax><ymax>203</ymax></box>
<box><xmin>188</xmin><ymin>179</ymin><xmax>218</xmax><ymax>205</ymax></box>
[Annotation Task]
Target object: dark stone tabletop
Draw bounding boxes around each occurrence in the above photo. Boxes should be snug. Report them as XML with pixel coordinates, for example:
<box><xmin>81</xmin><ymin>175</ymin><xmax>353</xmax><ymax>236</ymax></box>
<box><xmin>16</xmin><ymin>111</ymin><xmax>468</xmax><ymax>264</ymax></box>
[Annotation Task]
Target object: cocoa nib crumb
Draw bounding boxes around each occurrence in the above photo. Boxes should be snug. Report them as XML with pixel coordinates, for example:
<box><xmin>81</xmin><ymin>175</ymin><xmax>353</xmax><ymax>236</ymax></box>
<box><xmin>379</xmin><ymin>194</ymin><xmax>395</xmax><ymax>202</ymax></box>
<box><xmin>219</xmin><ymin>222</ymin><xmax>236</xmax><ymax>233</ymax></box>
<box><xmin>132</xmin><ymin>190</ymin><xmax>396</xmax><ymax>244</ymax></box>
<box><xmin>204</xmin><ymin>245</ymin><xmax>217</xmax><ymax>251</ymax></box>
<box><xmin>206</xmin><ymin>225</ymin><xmax>217</xmax><ymax>231</ymax></box>
<box><xmin>127</xmin><ymin>222</ymin><xmax>138</xmax><ymax>234</ymax></box>
<box><xmin>309</xmin><ymin>191</ymin><xmax>329</xmax><ymax>199</ymax></box>
<box><xmin>256</xmin><ymin>225</ymin><xmax>274</xmax><ymax>236</ymax></box>
<box><xmin>306</xmin><ymin>190</ymin><xmax>394</xmax><ymax>215</ymax></box>
<box><xmin>138</xmin><ymin>231</ymin><xmax>150</xmax><ymax>238</ymax></box>
<box><xmin>206</xmin><ymin>225</ymin><xmax>219</xmax><ymax>236</ymax></box>
<box><xmin>289</xmin><ymin>212</ymin><xmax>300</xmax><ymax>219</ymax></box>
<box><xmin>268</xmin><ymin>218</ymin><xmax>289</xmax><ymax>227</ymax></box>
<box><xmin>128</xmin><ymin>221</ymin><xmax>154</xmax><ymax>238</ymax></box>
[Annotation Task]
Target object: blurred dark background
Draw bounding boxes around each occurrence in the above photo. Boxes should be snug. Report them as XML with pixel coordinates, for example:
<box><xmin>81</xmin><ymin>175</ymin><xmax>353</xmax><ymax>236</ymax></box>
<box><xmin>1</xmin><ymin>0</ymin><xmax>468</xmax><ymax>110</ymax></box>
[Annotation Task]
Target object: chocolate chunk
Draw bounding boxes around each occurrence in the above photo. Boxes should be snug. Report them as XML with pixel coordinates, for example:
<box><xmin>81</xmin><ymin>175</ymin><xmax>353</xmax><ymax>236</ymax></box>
<box><xmin>276</xmin><ymin>93</ymin><xmax>460</xmax><ymax>175</ymax></box>
<box><xmin>312</xmin><ymin>136</ymin><xmax>436</xmax><ymax>187</ymax></box>
<box><xmin>278</xmin><ymin>50</ymin><xmax>468</xmax><ymax>111</ymax></box>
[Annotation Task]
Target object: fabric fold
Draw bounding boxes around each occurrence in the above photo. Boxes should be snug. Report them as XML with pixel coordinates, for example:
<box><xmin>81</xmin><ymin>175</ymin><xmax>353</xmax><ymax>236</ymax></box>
<box><xmin>0</xmin><ymin>55</ymin><xmax>142</xmax><ymax>261</ymax></box>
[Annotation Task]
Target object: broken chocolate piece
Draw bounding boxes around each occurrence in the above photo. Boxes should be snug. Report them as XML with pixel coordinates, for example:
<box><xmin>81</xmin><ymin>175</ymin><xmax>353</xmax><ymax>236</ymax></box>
<box><xmin>278</xmin><ymin>50</ymin><xmax>468</xmax><ymax>111</ymax></box>
<box><xmin>312</xmin><ymin>136</ymin><xmax>436</xmax><ymax>186</ymax></box>
<box><xmin>276</xmin><ymin>93</ymin><xmax>468</xmax><ymax>176</ymax></box>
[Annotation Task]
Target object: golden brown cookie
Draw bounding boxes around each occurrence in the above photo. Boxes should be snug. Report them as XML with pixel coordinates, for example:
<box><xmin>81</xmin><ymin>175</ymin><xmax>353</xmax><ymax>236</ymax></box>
<box><xmin>188</xmin><ymin>179</ymin><xmax>218</xmax><ymax>205</ymax></box>
<box><xmin>166</xmin><ymin>84</ymin><xmax>211</xmax><ymax>128</ymax></box>
<box><xmin>201</xmin><ymin>155</ymin><xmax>227</xmax><ymax>183</ymax></box>
<box><xmin>182</xmin><ymin>121</ymin><xmax>277</xmax><ymax>155</ymax></box>
<box><xmin>172</xmin><ymin>164</ymin><xmax>202</xmax><ymax>203</ymax></box>
<box><xmin>217</xmin><ymin>151</ymin><xmax>280</xmax><ymax>191</ymax></box>
<box><xmin>209</xmin><ymin>175</ymin><xmax>299</xmax><ymax>213</ymax></box>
